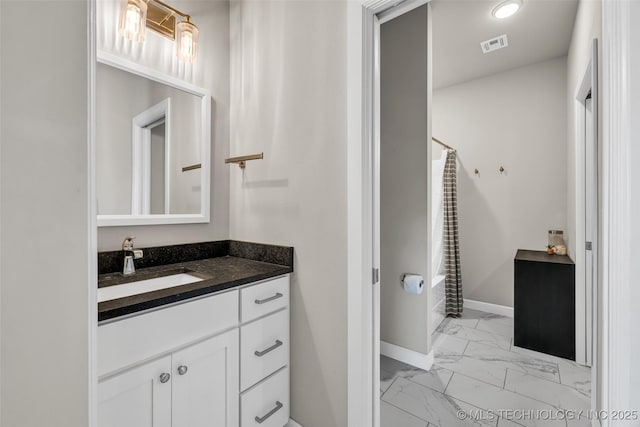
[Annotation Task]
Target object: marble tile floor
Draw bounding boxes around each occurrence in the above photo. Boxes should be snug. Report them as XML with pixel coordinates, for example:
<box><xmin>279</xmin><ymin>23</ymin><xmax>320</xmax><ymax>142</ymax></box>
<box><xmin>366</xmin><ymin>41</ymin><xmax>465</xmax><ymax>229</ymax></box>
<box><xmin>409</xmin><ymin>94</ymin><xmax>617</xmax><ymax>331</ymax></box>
<box><xmin>380</xmin><ymin>309</ymin><xmax>592</xmax><ymax>427</ymax></box>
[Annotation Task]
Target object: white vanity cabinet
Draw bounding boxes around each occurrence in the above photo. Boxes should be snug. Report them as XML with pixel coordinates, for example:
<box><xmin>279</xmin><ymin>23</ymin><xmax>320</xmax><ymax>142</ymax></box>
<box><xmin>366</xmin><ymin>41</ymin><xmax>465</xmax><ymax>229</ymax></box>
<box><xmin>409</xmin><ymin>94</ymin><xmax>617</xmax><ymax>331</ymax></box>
<box><xmin>97</xmin><ymin>274</ymin><xmax>290</xmax><ymax>427</ymax></box>
<box><xmin>239</xmin><ymin>276</ymin><xmax>290</xmax><ymax>427</ymax></box>
<box><xmin>98</xmin><ymin>331</ymin><xmax>238</xmax><ymax>427</ymax></box>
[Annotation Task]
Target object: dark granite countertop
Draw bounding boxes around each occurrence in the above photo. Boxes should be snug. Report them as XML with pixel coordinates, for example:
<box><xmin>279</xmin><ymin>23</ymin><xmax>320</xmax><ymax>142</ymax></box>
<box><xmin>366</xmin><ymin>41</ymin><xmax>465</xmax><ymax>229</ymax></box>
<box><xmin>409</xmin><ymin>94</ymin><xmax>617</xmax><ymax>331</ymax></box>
<box><xmin>515</xmin><ymin>249</ymin><xmax>574</xmax><ymax>265</ymax></box>
<box><xmin>98</xmin><ymin>241</ymin><xmax>293</xmax><ymax>322</ymax></box>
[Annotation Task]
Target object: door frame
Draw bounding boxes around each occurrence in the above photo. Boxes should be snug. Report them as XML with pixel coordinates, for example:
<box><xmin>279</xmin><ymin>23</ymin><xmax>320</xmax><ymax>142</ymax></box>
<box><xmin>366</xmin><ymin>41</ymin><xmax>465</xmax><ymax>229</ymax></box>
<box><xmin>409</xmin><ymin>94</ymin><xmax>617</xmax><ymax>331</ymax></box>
<box><xmin>346</xmin><ymin>1</ymin><xmax>431</xmax><ymax>426</ymax></box>
<box><xmin>131</xmin><ymin>98</ymin><xmax>172</xmax><ymax>215</ymax></box>
<box><xmin>88</xmin><ymin>0</ymin><xmax>98</xmax><ymax>425</ymax></box>
<box><xmin>348</xmin><ymin>1</ymin><xmax>635</xmax><ymax>426</ymax></box>
<box><xmin>574</xmin><ymin>39</ymin><xmax>598</xmax><ymax>412</ymax></box>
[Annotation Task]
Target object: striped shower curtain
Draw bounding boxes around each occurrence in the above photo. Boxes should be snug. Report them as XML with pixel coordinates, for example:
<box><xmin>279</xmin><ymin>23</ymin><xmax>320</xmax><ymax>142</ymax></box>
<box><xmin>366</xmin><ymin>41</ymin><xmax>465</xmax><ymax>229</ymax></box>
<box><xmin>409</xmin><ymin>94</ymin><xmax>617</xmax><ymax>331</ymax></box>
<box><xmin>443</xmin><ymin>149</ymin><xmax>463</xmax><ymax>317</ymax></box>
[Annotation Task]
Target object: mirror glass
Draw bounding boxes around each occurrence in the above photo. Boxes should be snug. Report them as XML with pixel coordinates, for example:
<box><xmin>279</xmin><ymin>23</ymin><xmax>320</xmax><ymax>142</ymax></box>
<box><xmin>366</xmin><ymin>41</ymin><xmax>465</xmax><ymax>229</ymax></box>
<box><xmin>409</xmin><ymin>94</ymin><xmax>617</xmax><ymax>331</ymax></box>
<box><xmin>96</xmin><ymin>57</ymin><xmax>210</xmax><ymax>226</ymax></box>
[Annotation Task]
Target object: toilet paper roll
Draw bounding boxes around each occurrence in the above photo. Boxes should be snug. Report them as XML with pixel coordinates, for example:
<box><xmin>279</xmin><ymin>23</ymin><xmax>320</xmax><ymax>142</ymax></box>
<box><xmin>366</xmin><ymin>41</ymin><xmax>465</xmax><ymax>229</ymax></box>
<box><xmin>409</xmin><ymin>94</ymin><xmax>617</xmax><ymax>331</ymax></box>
<box><xmin>403</xmin><ymin>274</ymin><xmax>424</xmax><ymax>295</ymax></box>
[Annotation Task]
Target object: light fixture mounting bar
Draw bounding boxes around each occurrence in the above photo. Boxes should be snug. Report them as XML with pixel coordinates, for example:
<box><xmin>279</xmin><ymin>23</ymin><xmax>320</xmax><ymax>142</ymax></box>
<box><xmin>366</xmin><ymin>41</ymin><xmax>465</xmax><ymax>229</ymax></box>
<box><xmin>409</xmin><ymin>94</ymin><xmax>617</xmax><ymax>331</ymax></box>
<box><xmin>151</xmin><ymin>0</ymin><xmax>190</xmax><ymax>20</ymax></box>
<box><xmin>145</xmin><ymin>0</ymin><xmax>191</xmax><ymax>40</ymax></box>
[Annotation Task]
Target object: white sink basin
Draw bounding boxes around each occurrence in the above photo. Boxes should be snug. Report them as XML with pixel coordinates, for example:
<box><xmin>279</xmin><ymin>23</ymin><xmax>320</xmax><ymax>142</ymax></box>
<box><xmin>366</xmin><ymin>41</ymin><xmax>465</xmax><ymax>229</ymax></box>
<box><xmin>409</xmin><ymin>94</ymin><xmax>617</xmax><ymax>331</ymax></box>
<box><xmin>98</xmin><ymin>273</ymin><xmax>204</xmax><ymax>303</ymax></box>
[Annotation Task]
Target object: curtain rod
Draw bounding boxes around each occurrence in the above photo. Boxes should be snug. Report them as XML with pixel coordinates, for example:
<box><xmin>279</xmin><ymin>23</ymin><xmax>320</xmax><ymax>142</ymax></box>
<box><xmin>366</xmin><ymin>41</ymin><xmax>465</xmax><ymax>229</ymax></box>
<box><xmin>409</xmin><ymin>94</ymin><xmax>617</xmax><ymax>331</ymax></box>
<box><xmin>432</xmin><ymin>137</ymin><xmax>455</xmax><ymax>151</ymax></box>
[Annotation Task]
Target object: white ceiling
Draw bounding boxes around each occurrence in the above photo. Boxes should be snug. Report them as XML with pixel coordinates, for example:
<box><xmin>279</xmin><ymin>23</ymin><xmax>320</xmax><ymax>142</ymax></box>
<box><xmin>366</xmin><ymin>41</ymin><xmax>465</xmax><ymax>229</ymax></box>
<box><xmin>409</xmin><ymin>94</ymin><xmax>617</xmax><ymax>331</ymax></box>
<box><xmin>431</xmin><ymin>0</ymin><xmax>579</xmax><ymax>89</ymax></box>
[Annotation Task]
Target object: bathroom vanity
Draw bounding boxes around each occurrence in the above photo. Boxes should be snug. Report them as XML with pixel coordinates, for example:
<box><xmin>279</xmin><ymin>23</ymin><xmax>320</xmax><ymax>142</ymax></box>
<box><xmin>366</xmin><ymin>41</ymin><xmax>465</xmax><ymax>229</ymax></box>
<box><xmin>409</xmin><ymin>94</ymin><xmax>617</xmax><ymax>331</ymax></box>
<box><xmin>93</xmin><ymin>9</ymin><xmax>294</xmax><ymax>423</ymax></box>
<box><xmin>97</xmin><ymin>241</ymin><xmax>293</xmax><ymax>427</ymax></box>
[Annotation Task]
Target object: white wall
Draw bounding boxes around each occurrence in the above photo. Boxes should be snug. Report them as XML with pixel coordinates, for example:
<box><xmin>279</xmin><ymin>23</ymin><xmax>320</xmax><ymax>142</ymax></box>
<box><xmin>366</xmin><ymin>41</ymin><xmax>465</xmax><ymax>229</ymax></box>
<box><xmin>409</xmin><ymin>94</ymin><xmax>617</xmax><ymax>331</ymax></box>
<box><xmin>433</xmin><ymin>57</ymin><xmax>568</xmax><ymax>307</ymax></box>
<box><xmin>229</xmin><ymin>1</ymin><xmax>348</xmax><ymax>425</ymax></box>
<box><xmin>629</xmin><ymin>0</ymin><xmax>640</xmax><ymax>412</ymax></box>
<box><xmin>97</xmin><ymin>0</ymin><xmax>230</xmax><ymax>250</ymax></box>
<box><xmin>379</xmin><ymin>5</ymin><xmax>431</xmax><ymax>355</ymax></box>
<box><xmin>0</xmin><ymin>1</ymin><xmax>90</xmax><ymax>425</ymax></box>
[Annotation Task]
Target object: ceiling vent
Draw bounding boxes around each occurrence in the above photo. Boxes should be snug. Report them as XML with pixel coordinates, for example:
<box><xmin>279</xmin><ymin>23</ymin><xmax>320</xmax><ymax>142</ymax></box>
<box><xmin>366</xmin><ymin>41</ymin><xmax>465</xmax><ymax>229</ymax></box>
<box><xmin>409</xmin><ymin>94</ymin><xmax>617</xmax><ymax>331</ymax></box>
<box><xmin>481</xmin><ymin>34</ymin><xmax>509</xmax><ymax>54</ymax></box>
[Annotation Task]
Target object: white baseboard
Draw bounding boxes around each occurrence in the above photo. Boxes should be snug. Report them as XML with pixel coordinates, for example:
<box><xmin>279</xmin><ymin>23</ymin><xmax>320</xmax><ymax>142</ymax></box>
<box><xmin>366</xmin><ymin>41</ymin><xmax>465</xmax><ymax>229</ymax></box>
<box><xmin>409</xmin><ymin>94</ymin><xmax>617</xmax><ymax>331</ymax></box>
<box><xmin>286</xmin><ymin>419</ymin><xmax>303</xmax><ymax>427</ymax></box>
<box><xmin>380</xmin><ymin>341</ymin><xmax>434</xmax><ymax>370</ymax></box>
<box><xmin>464</xmin><ymin>299</ymin><xmax>513</xmax><ymax>318</ymax></box>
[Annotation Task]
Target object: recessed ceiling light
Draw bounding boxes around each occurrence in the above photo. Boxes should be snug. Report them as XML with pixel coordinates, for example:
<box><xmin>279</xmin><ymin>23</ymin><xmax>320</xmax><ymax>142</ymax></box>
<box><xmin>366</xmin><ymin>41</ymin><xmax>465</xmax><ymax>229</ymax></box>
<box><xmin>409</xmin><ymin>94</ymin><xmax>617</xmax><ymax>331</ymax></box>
<box><xmin>492</xmin><ymin>0</ymin><xmax>522</xmax><ymax>19</ymax></box>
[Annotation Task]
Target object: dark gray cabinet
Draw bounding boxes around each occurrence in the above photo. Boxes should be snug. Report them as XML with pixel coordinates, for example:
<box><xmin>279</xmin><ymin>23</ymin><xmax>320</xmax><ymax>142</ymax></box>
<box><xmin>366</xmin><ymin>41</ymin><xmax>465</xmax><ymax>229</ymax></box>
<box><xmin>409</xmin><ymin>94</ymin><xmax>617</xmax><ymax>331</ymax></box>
<box><xmin>514</xmin><ymin>250</ymin><xmax>575</xmax><ymax>360</ymax></box>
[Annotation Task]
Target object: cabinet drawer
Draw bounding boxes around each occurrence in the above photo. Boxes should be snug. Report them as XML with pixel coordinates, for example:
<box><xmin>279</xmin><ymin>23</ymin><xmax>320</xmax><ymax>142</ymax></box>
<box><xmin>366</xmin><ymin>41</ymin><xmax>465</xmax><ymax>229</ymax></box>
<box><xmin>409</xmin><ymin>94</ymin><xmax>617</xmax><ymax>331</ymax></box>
<box><xmin>241</xmin><ymin>276</ymin><xmax>289</xmax><ymax>323</ymax></box>
<box><xmin>241</xmin><ymin>368</ymin><xmax>289</xmax><ymax>427</ymax></box>
<box><xmin>99</xmin><ymin>290</ymin><xmax>239</xmax><ymax>377</ymax></box>
<box><xmin>241</xmin><ymin>309</ymin><xmax>289</xmax><ymax>390</ymax></box>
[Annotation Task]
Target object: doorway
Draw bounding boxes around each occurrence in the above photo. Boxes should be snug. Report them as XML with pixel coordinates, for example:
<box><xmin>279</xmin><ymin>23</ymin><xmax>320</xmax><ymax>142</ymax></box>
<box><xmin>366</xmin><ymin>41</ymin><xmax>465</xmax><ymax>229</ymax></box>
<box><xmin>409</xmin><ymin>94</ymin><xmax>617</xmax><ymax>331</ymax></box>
<box><xmin>374</xmin><ymin>2</ymin><xmax>431</xmax><ymax>427</ymax></box>
<box><xmin>131</xmin><ymin>98</ymin><xmax>171</xmax><ymax>215</ymax></box>
<box><xmin>372</xmin><ymin>2</ymin><xmax>598</xmax><ymax>426</ymax></box>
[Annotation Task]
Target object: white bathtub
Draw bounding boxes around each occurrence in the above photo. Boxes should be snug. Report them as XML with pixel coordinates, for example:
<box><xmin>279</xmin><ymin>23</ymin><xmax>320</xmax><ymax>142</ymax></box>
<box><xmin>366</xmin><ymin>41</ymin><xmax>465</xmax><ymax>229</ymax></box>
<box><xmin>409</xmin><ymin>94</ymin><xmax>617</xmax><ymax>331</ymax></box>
<box><xmin>431</xmin><ymin>274</ymin><xmax>446</xmax><ymax>334</ymax></box>
<box><xmin>432</xmin><ymin>274</ymin><xmax>446</xmax><ymax>289</ymax></box>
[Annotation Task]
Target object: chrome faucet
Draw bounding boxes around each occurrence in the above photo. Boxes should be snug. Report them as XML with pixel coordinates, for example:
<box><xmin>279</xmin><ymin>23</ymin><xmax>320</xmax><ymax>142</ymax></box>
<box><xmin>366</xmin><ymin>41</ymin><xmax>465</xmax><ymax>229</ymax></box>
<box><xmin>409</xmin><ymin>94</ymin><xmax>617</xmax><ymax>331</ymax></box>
<box><xmin>122</xmin><ymin>236</ymin><xmax>144</xmax><ymax>275</ymax></box>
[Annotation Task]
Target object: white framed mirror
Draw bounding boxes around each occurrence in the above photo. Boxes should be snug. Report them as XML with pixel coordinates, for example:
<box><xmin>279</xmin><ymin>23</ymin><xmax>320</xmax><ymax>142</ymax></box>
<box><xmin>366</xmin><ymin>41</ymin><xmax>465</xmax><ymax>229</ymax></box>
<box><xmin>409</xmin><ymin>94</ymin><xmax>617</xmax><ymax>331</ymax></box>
<box><xmin>96</xmin><ymin>50</ymin><xmax>211</xmax><ymax>226</ymax></box>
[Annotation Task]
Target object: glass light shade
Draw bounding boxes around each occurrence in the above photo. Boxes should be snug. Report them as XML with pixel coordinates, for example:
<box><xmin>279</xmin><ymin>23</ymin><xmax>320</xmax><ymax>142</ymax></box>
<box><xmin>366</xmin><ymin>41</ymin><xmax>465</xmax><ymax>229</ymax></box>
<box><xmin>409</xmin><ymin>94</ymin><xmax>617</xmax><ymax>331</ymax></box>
<box><xmin>119</xmin><ymin>0</ymin><xmax>147</xmax><ymax>42</ymax></box>
<box><xmin>176</xmin><ymin>20</ymin><xmax>199</xmax><ymax>63</ymax></box>
<box><xmin>492</xmin><ymin>0</ymin><xmax>522</xmax><ymax>19</ymax></box>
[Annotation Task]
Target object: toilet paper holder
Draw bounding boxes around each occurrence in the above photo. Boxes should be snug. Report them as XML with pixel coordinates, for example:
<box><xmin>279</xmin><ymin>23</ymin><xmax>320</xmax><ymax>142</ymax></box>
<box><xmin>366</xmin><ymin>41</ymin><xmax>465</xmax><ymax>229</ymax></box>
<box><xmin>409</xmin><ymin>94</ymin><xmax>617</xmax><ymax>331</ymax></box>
<box><xmin>401</xmin><ymin>273</ymin><xmax>422</xmax><ymax>283</ymax></box>
<box><xmin>401</xmin><ymin>273</ymin><xmax>425</xmax><ymax>295</ymax></box>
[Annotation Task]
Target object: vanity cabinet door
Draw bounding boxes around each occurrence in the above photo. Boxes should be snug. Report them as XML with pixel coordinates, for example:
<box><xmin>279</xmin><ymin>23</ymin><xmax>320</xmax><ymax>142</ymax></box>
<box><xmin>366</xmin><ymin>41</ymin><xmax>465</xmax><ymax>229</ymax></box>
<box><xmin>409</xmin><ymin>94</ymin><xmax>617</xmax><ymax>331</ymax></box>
<box><xmin>172</xmin><ymin>329</ymin><xmax>240</xmax><ymax>427</ymax></box>
<box><xmin>98</xmin><ymin>355</ymin><xmax>172</xmax><ymax>427</ymax></box>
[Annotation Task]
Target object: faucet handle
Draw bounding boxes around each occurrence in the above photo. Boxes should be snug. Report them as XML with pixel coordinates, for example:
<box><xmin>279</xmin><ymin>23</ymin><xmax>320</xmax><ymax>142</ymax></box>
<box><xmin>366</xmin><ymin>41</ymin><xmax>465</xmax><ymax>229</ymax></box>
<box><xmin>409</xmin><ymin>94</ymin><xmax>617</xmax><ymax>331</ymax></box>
<box><xmin>133</xmin><ymin>249</ymin><xmax>144</xmax><ymax>260</ymax></box>
<box><xmin>122</xmin><ymin>236</ymin><xmax>136</xmax><ymax>251</ymax></box>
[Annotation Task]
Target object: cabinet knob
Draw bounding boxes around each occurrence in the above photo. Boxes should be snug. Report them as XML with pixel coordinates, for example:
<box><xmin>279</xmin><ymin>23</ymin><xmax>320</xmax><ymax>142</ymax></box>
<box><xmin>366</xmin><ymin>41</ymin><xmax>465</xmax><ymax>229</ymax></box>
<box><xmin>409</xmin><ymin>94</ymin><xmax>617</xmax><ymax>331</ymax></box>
<box><xmin>159</xmin><ymin>373</ymin><xmax>171</xmax><ymax>383</ymax></box>
<box><xmin>177</xmin><ymin>365</ymin><xmax>188</xmax><ymax>376</ymax></box>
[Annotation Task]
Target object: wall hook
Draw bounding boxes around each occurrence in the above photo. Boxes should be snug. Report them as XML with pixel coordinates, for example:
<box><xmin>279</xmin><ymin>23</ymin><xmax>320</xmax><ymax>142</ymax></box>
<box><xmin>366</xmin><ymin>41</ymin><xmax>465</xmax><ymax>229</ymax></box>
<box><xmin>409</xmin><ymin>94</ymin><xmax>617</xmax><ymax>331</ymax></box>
<box><xmin>499</xmin><ymin>166</ymin><xmax>505</xmax><ymax>174</ymax></box>
<box><xmin>474</xmin><ymin>168</ymin><xmax>479</xmax><ymax>176</ymax></box>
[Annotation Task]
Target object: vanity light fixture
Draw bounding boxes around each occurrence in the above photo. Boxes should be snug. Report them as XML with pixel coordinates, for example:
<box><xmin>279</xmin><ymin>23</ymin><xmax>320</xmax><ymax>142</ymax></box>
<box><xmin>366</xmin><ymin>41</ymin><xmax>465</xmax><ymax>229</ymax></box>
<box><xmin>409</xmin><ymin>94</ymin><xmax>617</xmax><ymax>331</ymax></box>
<box><xmin>176</xmin><ymin>18</ymin><xmax>199</xmax><ymax>63</ymax></box>
<box><xmin>492</xmin><ymin>0</ymin><xmax>522</xmax><ymax>19</ymax></box>
<box><xmin>119</xmin><ymin>0</ymin><xmax>147</xmax><ymax>42</ymax></box>
<box><xmin>118</xmin><ymin>0</ymin><xmax>199</xmax><ymax>63</ymax></box>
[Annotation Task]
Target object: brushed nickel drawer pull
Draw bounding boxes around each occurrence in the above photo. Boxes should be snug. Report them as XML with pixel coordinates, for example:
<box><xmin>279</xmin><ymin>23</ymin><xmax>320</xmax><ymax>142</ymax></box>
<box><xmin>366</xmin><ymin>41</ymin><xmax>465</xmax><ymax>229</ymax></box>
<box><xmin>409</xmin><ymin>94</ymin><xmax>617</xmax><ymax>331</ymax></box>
<box><xmin>254</xmin><ymin>292</ymin><xmax>283</xmax><ymax>305</ymax></box>
<box><xmin>254</xmin><ymin>401</ymin><xmax>283</xmax><ymax>424</ymax></box>
<box><xmin>254</xmin><ymin>340</ymin><xmax>283</xmax><ymax>357</ymax></box>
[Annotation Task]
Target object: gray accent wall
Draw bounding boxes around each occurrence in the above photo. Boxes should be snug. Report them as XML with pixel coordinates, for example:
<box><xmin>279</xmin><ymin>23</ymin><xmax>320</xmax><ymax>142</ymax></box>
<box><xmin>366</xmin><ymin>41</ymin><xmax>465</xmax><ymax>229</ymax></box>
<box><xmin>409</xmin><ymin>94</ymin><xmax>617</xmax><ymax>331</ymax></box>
<box><xmin>1</xmin><ymin>1</ymin><xmax>90</xmax><ymax>424</ymax></box>
<box><xmin>380</xmin><ymin>5</ymin><xmax>431</xmax><ymax>356</ymax></box>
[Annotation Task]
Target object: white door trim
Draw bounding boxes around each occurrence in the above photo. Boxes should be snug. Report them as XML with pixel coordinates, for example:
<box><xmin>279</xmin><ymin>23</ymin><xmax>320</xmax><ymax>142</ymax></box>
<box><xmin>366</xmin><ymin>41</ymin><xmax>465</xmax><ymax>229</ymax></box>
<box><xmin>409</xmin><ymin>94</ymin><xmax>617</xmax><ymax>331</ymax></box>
<box><xmin>376</xmin><ymin>0</ymin><xmax>430</xmax><ymax>24</ymax></box>
<box><xmin>574</xmin><ymin>40</ymin><xmax>598</xmax><ymax>369</ymax></box>
<box><xmin>88</xmin><ymin>0</ymin><xmax>98</xmax><ymax>425</ymax></box>
<box><xmin>601</xmin><ymin>0</ymin><xmax>632</xmax><ymax>423</ymax></box>
<box><xmin>347</xmin><ymin>1</ymin><xmax>430</xmax><ymax>426</ymax></box>
<box><xmin>131</xmin><ymin>98</ymin><xmax>171</xmax><ymax>215</ymax></box>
